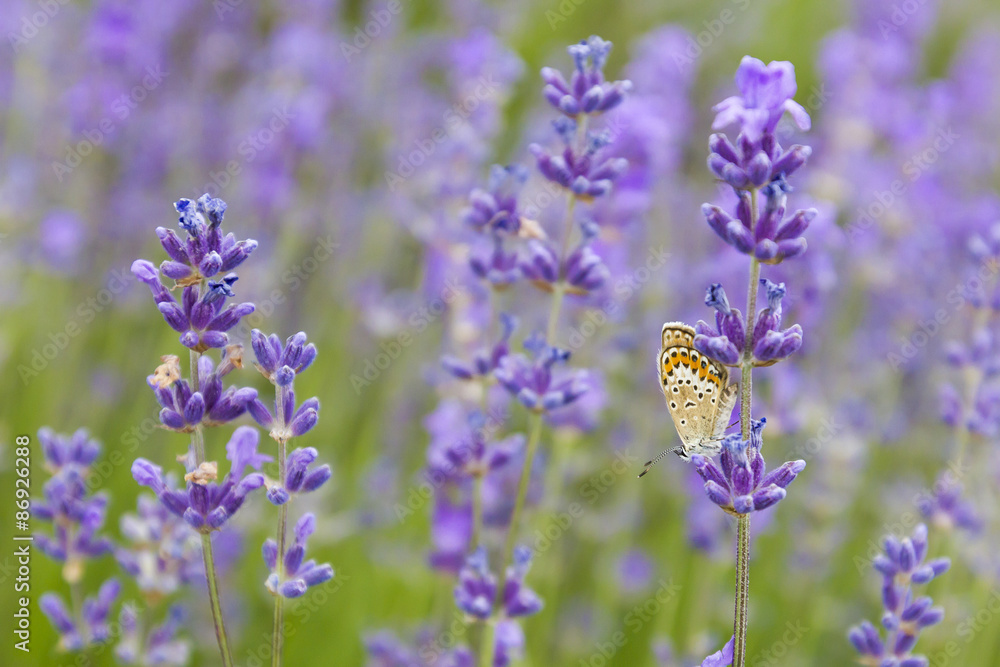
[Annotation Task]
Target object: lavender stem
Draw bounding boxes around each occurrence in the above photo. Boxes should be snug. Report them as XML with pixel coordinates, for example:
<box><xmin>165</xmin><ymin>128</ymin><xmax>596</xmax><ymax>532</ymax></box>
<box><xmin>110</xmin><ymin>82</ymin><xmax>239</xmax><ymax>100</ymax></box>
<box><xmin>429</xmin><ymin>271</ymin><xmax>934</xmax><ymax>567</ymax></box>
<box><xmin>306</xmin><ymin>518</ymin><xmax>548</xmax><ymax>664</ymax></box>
<box><xmin>480</xmin><ymin>412</ymin><xmax>544</xmax><ymax>667</ymax></box>
<box><xmin>272</xmin><ymin>386</ymin><xmax>289</xmax><ymax>667</ymax></box>
<box><xmin>189</xmin><ymin>349</ymin><xmax>234</xmax><ymax>667</ymax></box>
<box><xmin>733</xmin><ymin>188</ymin><xmax>762</xmax><ymax>667</ymax></box>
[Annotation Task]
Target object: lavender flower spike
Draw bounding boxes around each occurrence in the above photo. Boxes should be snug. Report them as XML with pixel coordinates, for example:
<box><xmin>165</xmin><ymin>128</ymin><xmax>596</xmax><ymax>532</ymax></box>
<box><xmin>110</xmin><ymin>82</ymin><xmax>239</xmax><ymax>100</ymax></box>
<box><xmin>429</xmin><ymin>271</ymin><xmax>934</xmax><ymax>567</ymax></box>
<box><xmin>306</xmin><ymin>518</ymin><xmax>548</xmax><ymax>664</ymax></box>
<box><xmin>266</xmin><ymin>446</ymin><xmax>332</xmax><ymax>505</ymax></box>
<box><xmin>40</xmin><ymin>579</ymin><xmax>120</xmax><ymax>651</ymax></box>
<box><xmin>132</xmin><ymin>426</ymin><xmax>270</xmax><ymax>532</ymax></box>
<box><xmin>494</xmin><ymin>334</ymin><xmax>590</xmax><ymax>413</ymax></box>
<box><xmin>712</xmin><ymin>56</ymin><xmax>811</xmax><ymax>141</ymax></box>
<box><xmin>454</xmin><ymin>546</ymin><xmax>542</xmax><ymax>620</ymax></box>
<box><xmin>848</xmin><ymin>524</ymin><xmax>949</xmax><ymax>666</ymax></box>
<box><xmin>541</xmin><ymin>35</ymin><xmax>632</xmax><ymax>117</ymax></box>
<box><xmin>263</xmin><ymin>513</ymin><xmax>334</xmax><ymax>598</ymax></box>
<box><xmin>690</xmin><ymin>418</ymin><xmax>805</xmax><ymax>515</ymax></box>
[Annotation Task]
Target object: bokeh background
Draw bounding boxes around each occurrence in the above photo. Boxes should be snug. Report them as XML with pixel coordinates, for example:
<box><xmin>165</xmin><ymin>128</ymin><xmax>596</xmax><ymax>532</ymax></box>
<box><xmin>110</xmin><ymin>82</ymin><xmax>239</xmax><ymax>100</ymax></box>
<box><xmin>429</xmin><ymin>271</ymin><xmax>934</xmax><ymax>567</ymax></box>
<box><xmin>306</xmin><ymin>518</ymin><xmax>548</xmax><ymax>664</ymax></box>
<box><xmin>3</xmin><ymin>0</ymin><xmax>1000</xmax><ymax>665</ymax></box>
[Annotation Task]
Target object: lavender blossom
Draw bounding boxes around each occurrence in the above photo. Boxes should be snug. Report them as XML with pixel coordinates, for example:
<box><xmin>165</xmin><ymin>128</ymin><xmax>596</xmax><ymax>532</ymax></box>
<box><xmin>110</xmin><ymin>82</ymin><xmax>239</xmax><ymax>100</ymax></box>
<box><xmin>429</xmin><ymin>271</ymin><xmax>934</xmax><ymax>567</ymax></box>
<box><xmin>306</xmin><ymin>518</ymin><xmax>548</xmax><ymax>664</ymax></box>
<box><xmin>530</xmin><ymin>125</ymin><xmax>629</xmax><ymax>200</ymax></box>
<box><xmin>147</xmin><ymin>350</ymin><xmax>258</xmax><ymax>432</ymax></box>
<box><xmin>247</xmin><ymin>330</ymin><xmax>321</xmax><ymax>440</ymax></box>
<box><xmin>132</xmin><ymin>426</ymin><xmax>270</xmax><ymax>532</ymax></box>
<box><xmin>442</xmin><ymin>314</ymin><xmax>517</xmax><ymax>381</ymax></box>
<box><xmin>690</xmin><ymin>419</ymin><xmax>805</xmax><ymax>515</ymax></box>
<box><xmin>40</xmin><ymin>579</ymin><xmax>120</xmax><ymax>652</ymax></box>
<box><xmin>711</xmin><ymin>57</ymin><xmax>811</xmax><ymax>141</ymax></box>
<box><xmin>463</xmin><ymin>165</ymin><xmax>530</xmax><ymax>236</ymax></box>
<box><xmin>453</xmin><ymin>546</ymin><xmax>542</xmax><ymax>620</ymax></box>
<box><xmin>848</xmin><ymin>525</ymin><xmax>949</xmax><ymax>666</ymax></box>
<box><xmin>522</xmin><ymin>220</ymin><xmax>609</xmax><ymax>294</ymax></box>
<box><xmin>116</xmin><ymin>603</ymin><xmax>191</xmax><ymax>666</ymax></box>
<box><xmin>34</xmin><ymin>429</ymin><xmax>114</xmax><ymax>579</ymax></box>
<box><xmin>132</xmin><ymin>261</ymin><xmax>255</xmax><ymax>352</ymax></box>
<box><xmin>156</xmin><ymin>195</ymin><xmax>257</xmax><ymax>283</ymax></box>
<box><xmin>694</xmin><ymin>281</ymin><xmax>803</xmax><ymax>367</ymax></box>
<box><xmin>115</xmin><ymin>494</ymin><xmax>202</xmax><ymax>595</ymax></box>
<box><xmin>494</xmin><ymin>334</ymin><xmax>590</xmax><ymax>413</ymax></box>
<box><xmin>702</xmin><ymin>57</ymin><xmax>816</xmax><ymax>264</ymax></box>
<box><xmin>262</xmin><ymin>513</ymin><xmax>334</xmax><ymax>598</ymax></box>
<box><xmin>265</xmin><ymin>447</ymin><xmax>332</xmax><ymax>505</ymax></box>
<box><xmin>915</xmin><ymin>474</ymin><xmax>983</xmax><ymax>534</ymax></box>
<box><xmin>541</xmin><ymin>36</ymin><xmax>632</xmax><ymax>117</ymax></box>
<box><xmin>700</xmin><ymin>636</ymin><xmax>735</xmax><ymax>667</ymax></box>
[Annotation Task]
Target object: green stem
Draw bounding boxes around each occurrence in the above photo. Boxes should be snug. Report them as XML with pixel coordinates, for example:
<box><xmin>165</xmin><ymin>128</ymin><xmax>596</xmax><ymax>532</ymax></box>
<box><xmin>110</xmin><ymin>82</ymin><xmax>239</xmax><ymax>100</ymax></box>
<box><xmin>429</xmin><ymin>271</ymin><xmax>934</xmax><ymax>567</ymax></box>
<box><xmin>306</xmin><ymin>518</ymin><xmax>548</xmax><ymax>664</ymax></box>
<box><xmin>200</xmin><ymin>532</ymin><xmax>233</xmax><ymax>667</ymax></box>
<box><xmin>732</xmin><ymin>189</ymin><xmax>762</xmax><ymax>667</ymax></box>
<box><xmin>272</xmin><ymin>383</ymin><xmax>289</xmax><ymax>667</ymax></box>
<box><xmin>479</xmin><ymin>414</ymin><xmax>544</xmax><ymax>667</ymax></box>
<box><xmin>272</xmin><ymin>441</ymin><xmax>288</xmax><ymax>667</ymax></box>
<box><xmin>472</xmin><ymin>474</ymin><xmax>484</xmax><ymax>547</ymax></box>
<box><xmin>188</xmin><ymin>348</ymin><xmax>234</xmax><ymax>667</ymax></box>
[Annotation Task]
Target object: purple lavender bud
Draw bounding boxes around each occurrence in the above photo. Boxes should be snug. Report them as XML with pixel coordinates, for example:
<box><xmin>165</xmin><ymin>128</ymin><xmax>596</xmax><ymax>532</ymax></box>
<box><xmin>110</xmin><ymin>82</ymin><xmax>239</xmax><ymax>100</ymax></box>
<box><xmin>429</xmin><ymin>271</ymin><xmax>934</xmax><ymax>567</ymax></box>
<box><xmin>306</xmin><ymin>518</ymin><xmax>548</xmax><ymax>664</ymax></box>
<box><xmin>267</xmin><ymin>486</ymin><xmax>290</xmax><ymax>505</ymax></box>
<box><xmin>693</xmin><ymin>334</ymin><xmax>741</xmax><ymax>366</ymax></box>
<box><xmin>275</xmin><ymin>365</ymin><xmax>295</xmax><ymax>387</ymax></box>
<box><xmin>747</xmin><ymin>152</ymin><xmax>772</xmax><ymax>187</ymax></box>
<box><xmin>774</xmin><ymin>208</ymin><xmax>816</xmax><ymax>241</ymax></box>
<box><xmin>248</xmin><ymin>398</ymin><xmax>274</xmax><ymax>428</ymax></box>
<box><xmin>155</xmin><ymin>227</ymin><xmax>190</xmax><ymax>264</ymax></box>
<box><xmin>262</xmin><ymin>540</ymin><xmax>278</xmax><ymax>570</ymax></box>
<box><xmin>770</xmin><ymin>144</ymin><xmax>811</xmax><ymax>177</ymax></box>
<box><xmin>290</xmin><ymin>408</ymin><xmax>319</xmax><ymax>437</ymax></box>
<box><xmin>160</xmin><ymin>260</ymin><xmax>194</xmax><ymax>281</ymax></box>
<box><xmin>183</xmin><ymin>392</ymin><xmax>205</xmax><ymax>425</ymax></box>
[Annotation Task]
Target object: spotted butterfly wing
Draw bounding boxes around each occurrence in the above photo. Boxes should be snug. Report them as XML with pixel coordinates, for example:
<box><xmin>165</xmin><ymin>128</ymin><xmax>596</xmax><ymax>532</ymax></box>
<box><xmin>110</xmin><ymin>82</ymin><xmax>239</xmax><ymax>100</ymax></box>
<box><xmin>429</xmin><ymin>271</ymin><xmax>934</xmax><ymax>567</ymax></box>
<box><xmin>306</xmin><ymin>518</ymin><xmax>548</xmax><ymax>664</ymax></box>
<box><xmin>657</xmin><ymin>322</ymin><xmax>737</xmax><ymax>460</ymax></box>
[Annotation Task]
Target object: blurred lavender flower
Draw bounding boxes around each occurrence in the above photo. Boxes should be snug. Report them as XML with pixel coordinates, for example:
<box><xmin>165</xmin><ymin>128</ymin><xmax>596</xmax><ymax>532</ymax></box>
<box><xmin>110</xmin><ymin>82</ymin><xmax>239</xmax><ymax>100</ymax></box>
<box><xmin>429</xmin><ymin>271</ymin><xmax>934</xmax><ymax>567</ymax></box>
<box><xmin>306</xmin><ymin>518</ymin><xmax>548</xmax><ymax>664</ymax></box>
<box><xmin>132</xmin><ymin>426</ymin><xmax>270</xmax><ymax>532</ymax></box>
<box><xmin>915</xmin><ymin>475</ymin><xmax>983</xmax><ymax>534</ymax></box>
<box><xmin>442</xmin><ymin>314</ymin><xmax>517</xmax><ymax>381</ymax></box>
<box><xmin>37</xmin><ymin>427</ymin><xmax>100</xmax><ymax>472</ymax></box>
<box><xmin>115</xmin><ymin>494</ymin><xmax>201</xmax><ymax>595</ymax></box>
<box><xmin>700</xmin><ymin>636</ymin><xmax>735</xmax><ymax>667</ymax></box>
<box><xmin>522</xmin><ymin>220</ymin><xmax>609</xmax><ymax>295</ymax></box>
<box><xmin>263</xmin><ymin>513</ymin><xmax>334</xmax><ymax>598</ymax></box>
<box><xmin>691</xmin><ymin>419</ymin><xmax>805</xmax><ymax>515</ymax></box>
<box><xmin>463</xmin><ymin>165</ymin><xmax>531</xmax><ymax>236</ymax></box>
<box><xmin>34</xmin><ymin>428</ymin><xmax>114</xmax><ymax>581</ymax></box>
<box><xmin>454</xmin><ymin>546</ymin><xmax>543</xmax><ymax>620</ymax></box>
<box><xmin>495</xmin><ymin>335</ymin><xmax>590</xmax><ymax>413</ymax></box>
<box><xmin>712</xmin><ymin>57</ymin><xmax>811</xmax><ymax>141</ymax></box>
<box><xmin>530</xmin><ymin>125</ymin><xmax>629</xmax><ymax>200</ymax></box>
<box><xmin>848</xmin><ymin>524</ymin><xmax>949</xmax><ymax>666</ymax></box>
<box><xmin>541</xmin><ymin>36</ymin><xmax>632</xmax><ymax>117</ymax></box>
<box><xmin>40</xmin><ymin>580</ymin><xmax>120</xmax><ymax>652</ymax></box>
<box><xmin>116</xmin><ymin>603</ymin><xmax>191</xmax><ymax>665</ymax></box>
<box><xmin>364</xmin><ymin>630</ymin><xmax>474</xmax><ymax>667</ymax></box>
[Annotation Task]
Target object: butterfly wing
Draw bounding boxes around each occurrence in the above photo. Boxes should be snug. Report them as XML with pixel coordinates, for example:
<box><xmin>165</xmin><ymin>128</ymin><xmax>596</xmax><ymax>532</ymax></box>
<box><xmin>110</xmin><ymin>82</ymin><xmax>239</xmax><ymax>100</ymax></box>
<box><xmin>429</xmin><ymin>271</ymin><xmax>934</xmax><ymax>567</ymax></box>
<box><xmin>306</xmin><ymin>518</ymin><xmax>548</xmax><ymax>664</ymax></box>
<box><xmin>658</xmin><ymin>323</ymin><xmax>732</xmax><ymax>455</ymax></box>
<box><xmin>712</xmin><ymin>383</ymin><xmax>739</xmax><ymax>440</ymax></box>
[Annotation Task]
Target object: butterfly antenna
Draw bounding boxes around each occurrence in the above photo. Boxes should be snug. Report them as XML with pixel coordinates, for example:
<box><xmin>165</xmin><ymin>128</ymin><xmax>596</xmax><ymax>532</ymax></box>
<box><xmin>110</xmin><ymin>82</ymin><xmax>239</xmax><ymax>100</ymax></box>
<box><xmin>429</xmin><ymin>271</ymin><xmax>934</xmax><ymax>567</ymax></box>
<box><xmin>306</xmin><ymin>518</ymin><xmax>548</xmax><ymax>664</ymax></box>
<box><xmin>638</xmin><ymin>449</ymin><xmax>674</xmax><ymax>478</ymax></box>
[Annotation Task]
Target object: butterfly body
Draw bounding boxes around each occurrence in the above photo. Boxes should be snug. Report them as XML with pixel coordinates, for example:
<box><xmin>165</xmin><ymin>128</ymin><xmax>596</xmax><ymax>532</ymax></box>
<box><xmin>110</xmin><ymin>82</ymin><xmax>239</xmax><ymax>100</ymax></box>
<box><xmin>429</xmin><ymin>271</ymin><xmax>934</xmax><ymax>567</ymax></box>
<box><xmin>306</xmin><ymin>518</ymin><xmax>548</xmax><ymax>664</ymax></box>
<box><xmin>655</xmin><ymin>322</ymin><xmax>738</xmax><ymax>461</ymax></box>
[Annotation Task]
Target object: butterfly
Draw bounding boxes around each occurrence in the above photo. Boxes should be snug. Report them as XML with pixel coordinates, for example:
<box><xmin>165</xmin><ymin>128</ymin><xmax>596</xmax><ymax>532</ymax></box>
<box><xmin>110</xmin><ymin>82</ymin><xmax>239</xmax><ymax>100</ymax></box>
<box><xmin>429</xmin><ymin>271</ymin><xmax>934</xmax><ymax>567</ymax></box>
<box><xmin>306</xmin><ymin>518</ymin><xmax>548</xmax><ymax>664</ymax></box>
<box><xmin>639</xmin><ymin>322</ymin><xmax>738</xmax><ymax>476</ymax></box>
